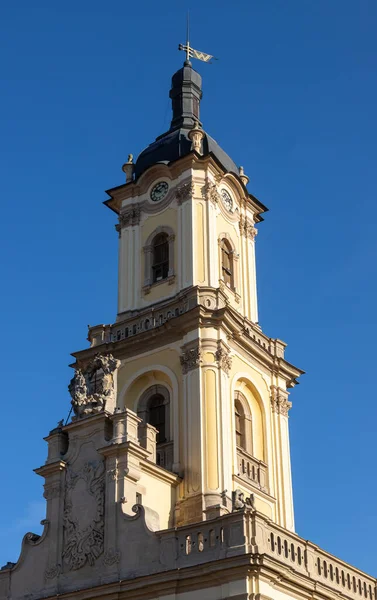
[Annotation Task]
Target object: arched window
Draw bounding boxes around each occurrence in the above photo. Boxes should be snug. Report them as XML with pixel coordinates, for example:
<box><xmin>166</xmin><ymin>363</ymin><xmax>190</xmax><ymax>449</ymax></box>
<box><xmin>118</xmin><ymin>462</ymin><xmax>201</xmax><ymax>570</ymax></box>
<box><xmin>148</xmin><ymin>393</ymin><xmax>166</xmax><ymax>444</ymax></box>
<box><xmin>234</xmin><ymin>391</ymin><xmax>253</xmax><ymax>456</ymax></box>
<box><xmin>152</xmin><ymin>233</ymin><xmax>169</xmax><ymax>283</ymax></box>
<box><xmin>143</xmin><ymin>227</ymin><xmax>175</xmax><ymax>291</ymax></box>
<box><xmin>137</xmin><ymin>385</ymin><xmax>173</xmax><ymax>471</ymax></box>
<box><xmin>235</xmin><ymin>398</ymin><xmax>246</xmax><ymax>450</ymax></box>
<box><xmin>220</xmin><ymin>238</ymin><xmax>234</xmax><ymax>289</ymax></box>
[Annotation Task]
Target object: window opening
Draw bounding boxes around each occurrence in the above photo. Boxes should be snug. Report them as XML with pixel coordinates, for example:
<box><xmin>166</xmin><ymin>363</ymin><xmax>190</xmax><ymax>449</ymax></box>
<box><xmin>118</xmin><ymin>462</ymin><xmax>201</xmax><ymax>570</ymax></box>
<box><xmin>221</xmin><ymin>239</ymin><xmax>234</xmax><ymax>288</ymax></box>
<box><xmin>235</xmin><ymin>398</ymin><xmax>246</xmax><ymax>450</ymax></box>
<box><xmin>148</xmin><ymin>394</ymin><xmax>166</xmax><ymax>444</ymax></box>
<box><xmin>152</xmin><ymin>233</ymin><xmax>169</xmax><ymax>283</ymax></box>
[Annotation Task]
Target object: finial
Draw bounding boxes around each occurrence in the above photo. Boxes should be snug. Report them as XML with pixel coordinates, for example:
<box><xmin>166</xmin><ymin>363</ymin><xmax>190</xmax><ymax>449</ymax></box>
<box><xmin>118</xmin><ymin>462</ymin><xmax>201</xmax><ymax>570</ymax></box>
<box><xmin>239</xmin><ymin>166</ymin><xmax>249</xmax><ymax>187</ymax></box>
<box><xmin>188</xmin><ymin>121</ymin><xmax>205</xmax><ymax>154</ymax></box>
<box><xmin>122</xmin><ymin>154</ymin><xmax>134</xmax><ymax>183</ymax></box>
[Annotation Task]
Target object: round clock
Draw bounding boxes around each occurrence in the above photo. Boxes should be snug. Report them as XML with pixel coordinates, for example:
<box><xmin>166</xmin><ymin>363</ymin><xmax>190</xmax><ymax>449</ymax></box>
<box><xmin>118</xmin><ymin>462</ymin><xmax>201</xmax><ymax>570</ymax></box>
<box><xmin>150</xmin><ymin>181</ymin><xmax>169</xmax><ymax>202</ymax></box>
<box><xmin>221</xmin><ymin>189</ymin><xmax>233</xmax><ymax>212</ymax></box>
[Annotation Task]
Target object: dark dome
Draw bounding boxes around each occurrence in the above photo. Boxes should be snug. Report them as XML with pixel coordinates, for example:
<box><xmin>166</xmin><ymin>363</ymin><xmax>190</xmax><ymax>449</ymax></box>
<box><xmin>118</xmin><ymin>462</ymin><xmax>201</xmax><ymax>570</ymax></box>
<box><xmin>134</xmin><ymin>128</ymin><xmax>238</xmax><ymax>179</ymax></box>
<box><xmin>133</xmin><ymin>62</ymin><xmax>239</xmax><ymax>180</ymax></box>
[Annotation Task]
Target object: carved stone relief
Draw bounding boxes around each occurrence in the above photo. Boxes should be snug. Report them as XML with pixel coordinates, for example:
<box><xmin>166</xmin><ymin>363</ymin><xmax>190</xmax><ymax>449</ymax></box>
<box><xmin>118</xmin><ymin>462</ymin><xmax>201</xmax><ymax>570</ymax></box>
<box><xmin>270</xmin><ymin>386</ymin><xmax>292</xmax><ymax>416</ymax></box>
<box><xmin>180</xmin><ymin>345</ymin><xmax>202</xmax><ymax>374</ymax></box>
<box><xmin>215</xmin><ymin>347</ymin><xmax>232</xmax><ymax>375</ymax></box>
<box><xmin>44</xmin><ymin>564</ymin><xmax>61</xmax><ymax>581</ymax></box>
<box><xmin>202</xmin><ymin>181</ymin><xmax>220</xmax><ymax>204</ymax></box>
<box><xmin>68</xmin><ymin>354</ymin><xmax>120</xmax><ymax>419</ymax></box>
<box><xmin>103</xmin><ymin>548</ymin><xmax>121</xmax><ymax>566</ymax></box>
<box><xmin>43</xmin><ymin>485</ymin><xmax>60</xmax><ymax>500</ymax></box>
<box><xmin>62</xmin><ymin>461</ymin><xmax>105</xmax><ymax>571</ymax></box>
<box><xmin>239</xmin><ymin>215</ymin><xmax>258</xmax><ymax>240</ymax></box>
<box><xmin>118</xmin><ymin>205</ymin><xmax>141</xmax><ymax>228</ymax></box>
<box><xmin>175</xmin><ymin>181</ymin><xmax>195</xmax><ymax>204</ymax></box>
<box><xmin>232</xmin><ymin>489</ymin><xmax>255</xmax><ymax>511</ymax></box>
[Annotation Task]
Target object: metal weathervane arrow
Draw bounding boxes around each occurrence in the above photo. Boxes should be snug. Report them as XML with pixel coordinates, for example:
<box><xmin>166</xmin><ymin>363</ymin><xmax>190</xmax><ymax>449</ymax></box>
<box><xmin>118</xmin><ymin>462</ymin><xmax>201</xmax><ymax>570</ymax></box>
<box><xmin>178</xmin><ymin>12</ymin><xmax>217</xmax><ymax>64</ymax></box>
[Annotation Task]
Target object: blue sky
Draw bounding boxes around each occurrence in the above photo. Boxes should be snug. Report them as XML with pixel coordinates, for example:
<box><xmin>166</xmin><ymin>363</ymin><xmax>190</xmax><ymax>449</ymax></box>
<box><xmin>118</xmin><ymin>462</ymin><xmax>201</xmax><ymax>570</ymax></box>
<box><xmin>1</xmin><ymin>0</ymin><xmax>376</xmax><ymax>574</ymax></box>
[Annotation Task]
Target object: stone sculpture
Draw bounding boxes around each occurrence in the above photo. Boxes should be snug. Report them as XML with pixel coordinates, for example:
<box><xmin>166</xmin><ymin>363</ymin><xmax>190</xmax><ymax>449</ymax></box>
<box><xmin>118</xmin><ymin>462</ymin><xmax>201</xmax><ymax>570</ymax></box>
<box><xmin>68</xmin><ymin>353</ymin><xmax>120</xmax><ymax>419</ymax></box>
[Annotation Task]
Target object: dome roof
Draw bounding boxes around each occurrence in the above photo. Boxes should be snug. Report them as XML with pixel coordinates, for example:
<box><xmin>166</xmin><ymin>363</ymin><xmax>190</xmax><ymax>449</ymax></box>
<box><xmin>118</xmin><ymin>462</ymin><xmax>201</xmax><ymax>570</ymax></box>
<box><xmin>134</xmin><ymin>127</ymin><xmax>238</xmax><ymax>179</ymax></box>
<box><xmin>133</xmin><ymin>62</ymin><xmax>239</xmax><ymax>179</ymax></box>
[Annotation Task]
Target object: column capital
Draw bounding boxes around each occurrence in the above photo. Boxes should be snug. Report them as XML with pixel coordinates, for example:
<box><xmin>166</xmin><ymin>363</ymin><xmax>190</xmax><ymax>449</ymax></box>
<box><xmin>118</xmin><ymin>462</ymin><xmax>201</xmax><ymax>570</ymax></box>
<box><xmin>270</xmin><ymin>386</ymin><xmax>292</xmax><ymax>416</ymax></box>
<box><xmin>180</xmin><ymin>342</ymin><xmax>202</xmax><ymax>374</ymax></box>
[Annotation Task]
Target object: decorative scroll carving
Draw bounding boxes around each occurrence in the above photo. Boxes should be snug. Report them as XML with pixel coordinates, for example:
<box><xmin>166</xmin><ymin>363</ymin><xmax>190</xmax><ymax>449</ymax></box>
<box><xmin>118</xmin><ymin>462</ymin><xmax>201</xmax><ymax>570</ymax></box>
<box><xmin>43</xmin><ymin>485</ymin><xmax>60</xmax><ymax>500</ymax></box>
<box><xmin>215</xmin><ymin>347</ymin><xmax>232</xmax><ymax>375</ymax></box>
<box><xmin>44</xmin><ymin>564</ymin><xmax>61</xmax><ymax>580</ymax></box>
<box><xmin>239</xmin><ymin>215</ymin><xmax>257</xmax><ymax>240</ymax></box>
<box><xmin>180</xmin><ymin>345</ymin><xmax>202</xmax><ymax>374</ymax></box>
<box><xmin>270</xmin><ymin>386</ymin><xmax>292</xmax><ymax>416</ymax></box>
<box><xmin>63</xmin><ymin>461</ymin><xmax>105</xmax><ymax>571</ymax></box>
<box><xmin>279</xmin><ymin>398</ymin><xmax>292</xmax><ymax>417</ymax></box>
<box><xmin>176</xmin><ymin>181</ymin><xmax>195</xmax><ymax>204</ymax></box>
<box><xmin>203</xmin><ymin>182</ymin><xmax>220</xmax><ymax>204</ymax></box>
<box><xmin>118</xmin><ymin>205</ymin><xmax>141</xmax><ymax>228</ymax></box>
<box><xmin>68</xmin><ymin>353</ymin><xmax>120</xmax><ymax>419</ymax></box>
<box><xmin>103</xmin><ymin>548</ymin><xmax>121</xmax><ymax>566</ymax></box>
<box><xmin>232</xmin><ymin>489</ymin><xmax>255</xmax><ymax>511</ymax></box>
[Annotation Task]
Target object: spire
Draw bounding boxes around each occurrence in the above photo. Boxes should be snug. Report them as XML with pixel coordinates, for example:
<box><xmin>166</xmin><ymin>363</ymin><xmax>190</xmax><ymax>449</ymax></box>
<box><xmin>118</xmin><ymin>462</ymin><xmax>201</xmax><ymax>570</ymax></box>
<box><xmin>169</xmin><ymin>63</ymin><xmax>203</xmax><ymax>131</ymax></box>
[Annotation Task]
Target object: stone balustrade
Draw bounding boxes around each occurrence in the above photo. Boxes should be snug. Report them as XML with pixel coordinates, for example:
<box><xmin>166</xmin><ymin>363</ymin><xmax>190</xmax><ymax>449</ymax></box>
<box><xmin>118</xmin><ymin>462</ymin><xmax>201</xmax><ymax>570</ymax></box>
<box><xmin>156</xmin><ymin>509</ymin><xmax>376</xmax><ymax>600</ymax></box>
<box><xmin>261</xmin><ymin>516</ymin><xmax>376</xmax><ymax>600</ymax></box>
<box><xmin>87</xmin><ymin>287</ymin><xmax>283</xmax><ymax>357</ymax></box>
<box><xmin>236</xmin><ymin>446</ymin><xmax>269</xmax><ymax>493</ymax></box>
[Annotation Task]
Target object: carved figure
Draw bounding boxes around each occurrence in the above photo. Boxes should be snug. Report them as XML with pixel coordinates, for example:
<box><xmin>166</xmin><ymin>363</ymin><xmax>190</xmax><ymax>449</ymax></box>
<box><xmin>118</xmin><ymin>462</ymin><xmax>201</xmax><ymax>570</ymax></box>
<box><xmin>232</xmin><ymin>489</ymin><xmax>255</xmax><ymax>511</ymax></box>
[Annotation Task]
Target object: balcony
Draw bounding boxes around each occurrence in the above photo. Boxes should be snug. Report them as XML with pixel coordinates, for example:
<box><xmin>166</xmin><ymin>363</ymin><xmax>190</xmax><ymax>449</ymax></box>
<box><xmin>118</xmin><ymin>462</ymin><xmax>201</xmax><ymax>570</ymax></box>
<box><xmin>156</xmin><ymin>441</ymin><xmax>174</xmax><ymax>472</ymax></box>
<box><xmin>236</xmin><ymin>446</ymin><xmax>269</xmax><ymax>493</ymax></box>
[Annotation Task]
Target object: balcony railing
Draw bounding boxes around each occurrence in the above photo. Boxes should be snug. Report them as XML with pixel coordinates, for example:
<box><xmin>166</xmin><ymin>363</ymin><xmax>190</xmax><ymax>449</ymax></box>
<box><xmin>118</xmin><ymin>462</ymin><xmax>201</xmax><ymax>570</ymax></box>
<box><xmin>156</xmin><ymin>441</ymin><xmax>174</xmax><ymax>472</ymax></box>
<box><xmin>236</xmin><ymin>446</ymin><xmax>269</xmax><ymax>493</ymax></box>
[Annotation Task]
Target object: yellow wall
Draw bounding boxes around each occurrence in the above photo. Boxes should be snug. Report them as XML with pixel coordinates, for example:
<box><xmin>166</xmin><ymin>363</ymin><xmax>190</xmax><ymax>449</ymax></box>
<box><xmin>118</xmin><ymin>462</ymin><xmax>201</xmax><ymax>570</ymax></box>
<box><xmin>138</xmin><ymin>470</ymin><xmax>176</xmax><ymax>529</ymax></box>
<box><xmin>117</xmin><ymin>348</ymin><xmax>181</xmax><ymax>411</ymax></box>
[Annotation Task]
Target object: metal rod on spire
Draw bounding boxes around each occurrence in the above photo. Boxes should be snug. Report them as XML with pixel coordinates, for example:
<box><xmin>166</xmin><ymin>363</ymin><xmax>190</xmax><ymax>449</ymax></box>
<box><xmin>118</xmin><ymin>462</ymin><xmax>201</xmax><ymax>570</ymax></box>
<box><xmin>178</xmin><ymin>13</ymin><xmax>217</xmax><ymax>65</ymax></box>
<box><xmin>186</xmin><ymin>10</ymin><xmax>190</xmax><ymax>63</ymax></box>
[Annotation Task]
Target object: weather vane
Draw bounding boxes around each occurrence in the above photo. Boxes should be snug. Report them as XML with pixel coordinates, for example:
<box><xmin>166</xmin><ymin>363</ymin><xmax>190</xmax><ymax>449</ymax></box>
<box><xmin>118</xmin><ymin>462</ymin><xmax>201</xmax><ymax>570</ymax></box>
<box><xmin>178</xmin><ymin>12</ymin><xmax>216</xmax><ymax>64</ymax></box>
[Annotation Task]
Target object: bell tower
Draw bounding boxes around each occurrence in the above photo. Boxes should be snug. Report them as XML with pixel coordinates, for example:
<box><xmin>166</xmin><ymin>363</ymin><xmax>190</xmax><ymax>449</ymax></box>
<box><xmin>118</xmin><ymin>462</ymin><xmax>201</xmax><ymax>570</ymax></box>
<box><xmin>84</xmin><ymin>58</ymin><xmax>304</xmax><ymax>530</ymax></box>
<box><xmin>5</xmin><ymin>50</ymin><xmax>377</xmax><ymax>600</ymax></box>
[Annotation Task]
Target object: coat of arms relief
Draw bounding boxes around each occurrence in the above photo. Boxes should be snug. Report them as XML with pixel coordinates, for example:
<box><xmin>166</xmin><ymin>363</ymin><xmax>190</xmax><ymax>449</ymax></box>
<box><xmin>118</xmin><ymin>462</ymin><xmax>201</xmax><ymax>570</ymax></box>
<box><xmin>68</xmin><ymin>353</ymin><xmax>120</xmax><ymax>419</ymax></box>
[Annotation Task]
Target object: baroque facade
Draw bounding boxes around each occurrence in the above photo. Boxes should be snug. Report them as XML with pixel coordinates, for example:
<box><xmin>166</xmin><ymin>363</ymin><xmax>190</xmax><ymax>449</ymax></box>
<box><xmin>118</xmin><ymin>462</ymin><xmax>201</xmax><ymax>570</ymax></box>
<box><xmin>1</xmin><ymin>59</ymin><xmax>375</xmax><ymax>600</ymax></box>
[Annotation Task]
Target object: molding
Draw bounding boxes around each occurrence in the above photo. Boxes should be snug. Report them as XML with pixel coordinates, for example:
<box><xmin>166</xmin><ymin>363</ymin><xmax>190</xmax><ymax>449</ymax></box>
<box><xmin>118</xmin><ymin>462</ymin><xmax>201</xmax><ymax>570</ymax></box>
<box><xmin>77</xmin><ymin>287</ymin><xmax>304</xmax><ymax>388</ymax></box>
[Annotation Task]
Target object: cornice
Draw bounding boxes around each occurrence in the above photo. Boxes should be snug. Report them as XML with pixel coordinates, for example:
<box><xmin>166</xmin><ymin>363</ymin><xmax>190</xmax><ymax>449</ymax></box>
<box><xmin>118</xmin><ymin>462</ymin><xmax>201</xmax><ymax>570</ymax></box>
<box><xmin>72</xmin><ymin>288</ymin><xmax>304</xmax><ymax>389</ymax></box>
<box><xmin>34</xmin><ymin>460</ymin><xmax>67</xmax><ymax>478</ymax></box>
<box><xmin>104</xmin><ymin>153</ymin><xmax>268</xmax><ymax>222</ymax></box>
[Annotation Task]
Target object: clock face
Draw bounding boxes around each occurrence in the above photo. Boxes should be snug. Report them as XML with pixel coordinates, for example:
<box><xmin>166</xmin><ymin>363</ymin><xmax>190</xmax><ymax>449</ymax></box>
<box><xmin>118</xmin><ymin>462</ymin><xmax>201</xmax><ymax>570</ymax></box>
<box><xmin>221</xmin><ymin>189</ymin><xmax>233</xmax><ymax>212</ymax></box>
<box><xmin>150</xmin><ymin>181</ymin><xmax>169</xmax><ymax>202</ymax></box>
